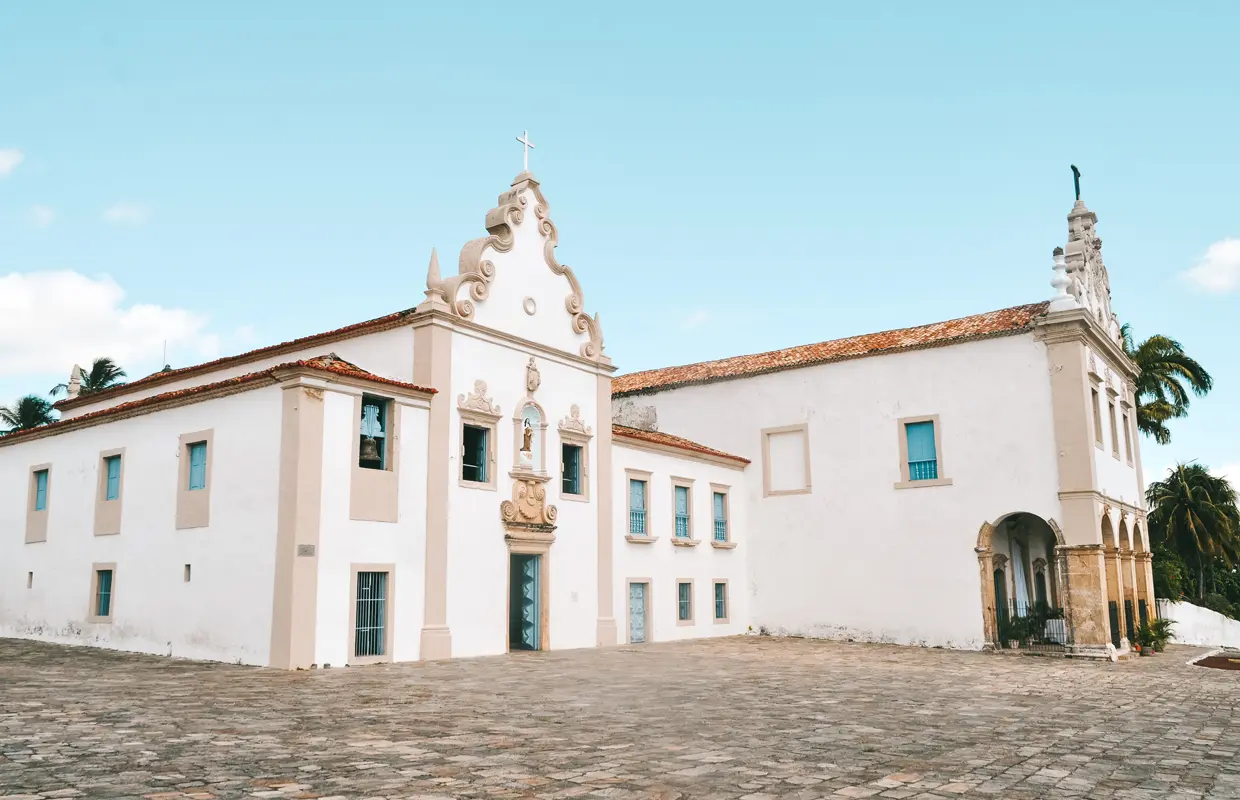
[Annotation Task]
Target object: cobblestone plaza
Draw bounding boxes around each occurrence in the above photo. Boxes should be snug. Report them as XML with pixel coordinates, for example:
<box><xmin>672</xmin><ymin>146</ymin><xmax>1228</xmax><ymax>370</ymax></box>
<box><xmin>2</xmin><ymin>637</ymin><xmax>1238</xmax><ymax>799</ymax></box>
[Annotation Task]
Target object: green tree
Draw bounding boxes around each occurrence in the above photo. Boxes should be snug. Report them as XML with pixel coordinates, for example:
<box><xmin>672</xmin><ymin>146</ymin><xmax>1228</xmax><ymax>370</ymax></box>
<box><xmin>50</xmin><ymin>357</ymin><xmax>128</xmax><ymax>398</ymax></box>
<box><xmin>1121</xmin><ymin>325</ymin><xmax>1213</xmax><ymax>444</ymax></box>
<box><xmin>0</xmin><ymin>394</ymin><xmax>56</xmax><ymax>434</ymax></box>
<box><xmin>1147</xmin><ymin>463</ymin><xmax>1240</xmax><ymax>602</ymax></box>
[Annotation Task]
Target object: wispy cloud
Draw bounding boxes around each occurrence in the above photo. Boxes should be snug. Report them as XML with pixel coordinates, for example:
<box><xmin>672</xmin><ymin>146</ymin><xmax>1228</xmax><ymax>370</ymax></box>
<box><xmin>1184</xmin><ymin>238</ymin><xmax>1240</xmax><ymax>294</ymax></box>
<box><xmin>30</xmin><ymin>205</ymin><xmax>55</xmax><ymax>227</ymax></box>
<box><xmin>680</xmin><ymin>310</ymin><xmax>710</xmax><ymax>331</ymax></box>
<box><xmin>1217</xmin><ymin>463</ymin><xmax>1240</xmax><ymax>496</ymax></box>
<box><xmin>0</xmin><ymin>148</ymin><xmax>24</xmax><ymax>177</ymax></box>
<box><xmin>103</xmin><ymin>202</ymin><xmax>150</xmax><ymax>225</ymax></box>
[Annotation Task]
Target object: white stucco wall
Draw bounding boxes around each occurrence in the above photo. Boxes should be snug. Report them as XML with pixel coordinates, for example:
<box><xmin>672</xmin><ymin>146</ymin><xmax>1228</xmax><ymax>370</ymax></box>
<box><xmin>619</xmin><ymin>333</ymin><xmax>1064</xmax><ymax>649</ymax></box>
<box><xmin>445</xmin><ymin>329</ymin><xmax>601</xmax><ymax>658</ymax></box>
<box><xmin>612</xmin><ymin>442</ymin><xmax>750</xmax><ymax>642</ymax></box>
<box><xmin>1158</xmin><ymin>600</ymin><xmax>1240</xmax><ymax>649</ymax></box>
<box><xmin>60</xmin><ymin>326</ymin><xmax>417</xmax><ymax>420</ymax></box>
<box><xmin>314</xmin><ymin>391</ymin><xmax>429</xmax><ymax>666</ymax></box>
<box><xmin>1085</xmin><ymin>344</ymin><xmax>1143</xmax><ymax>511</ymax></box>
<box><xmin>0</xmin><ymin>389</ymin><xmax>283</xmax><ymax>664</ymax></box>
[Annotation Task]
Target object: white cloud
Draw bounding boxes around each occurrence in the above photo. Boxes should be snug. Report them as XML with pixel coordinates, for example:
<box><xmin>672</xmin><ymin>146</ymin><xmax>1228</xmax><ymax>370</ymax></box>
<box><xmin>1184</xmin><ymin>238</ymin><xmax>1240</xmax><ymax>294</ymax></box>
<box><xmin>680</xmin><ymin>310</ymin><xmax>710</xmax><ymax>331</ymax></box>
<box><xmin>0</xmin><ymin>148</ymin><xmax>23</xmax><ymax>177</ymax></box>
<box><xmin>103</xmin><ymin>202</ymin><xmax>150</xmax><ymax>225</ymax></box>
<box><xmin>1216</xmin><ymin>463</ymin><xmax>1240</xmax><ymax>497</ymax></box>
<box><xmin>0</xmin><ymin>271</ymin><xmax>212</xmax><ymax>379</ymax></box>
<box><xmin>30</xmin><ymin>205</ymin><xmax>55</xmax><ymax>227</ymax></box>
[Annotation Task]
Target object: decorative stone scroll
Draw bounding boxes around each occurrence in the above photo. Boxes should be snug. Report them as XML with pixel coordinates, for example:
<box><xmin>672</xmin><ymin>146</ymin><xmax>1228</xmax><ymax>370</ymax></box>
<box><xmin>558</xmin><ymin>404</ymin><xmax>593</xmax><ymax>437</ymax></box>
<box><xmin>458</xmin><ymin>380</ymin><xmax>501</xmax><ymax>417</ymax></box>
<box><xmin>501</xmin><ymin>474</ymin><xmax>558</xmax><ymax>544</ymax></box>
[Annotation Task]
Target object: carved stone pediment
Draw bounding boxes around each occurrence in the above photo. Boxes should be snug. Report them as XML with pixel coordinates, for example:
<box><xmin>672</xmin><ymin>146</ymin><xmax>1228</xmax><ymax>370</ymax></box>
<box><xmin>458</xmin><ymin>380</ymin><xmax>501</xmax><ymax>418</ymax></box>
<box><xmin>558</xmin><ymin>404</ymin><xmax>592</xmax><ymax>437</ymax></box>
<box><xmin>992</xmin><ymin>553</ymin><xmax>1009</xmax><ymax>570</ymax></box>
<box><xmin>1032</xmin><ymin>557</ymin><xmax>1048</xmax><ymax>572</ymax></box>
<box><xmin>501</xmin><ymin>473</ymin><xmax>557</xmax><ymax>533</ymax></box>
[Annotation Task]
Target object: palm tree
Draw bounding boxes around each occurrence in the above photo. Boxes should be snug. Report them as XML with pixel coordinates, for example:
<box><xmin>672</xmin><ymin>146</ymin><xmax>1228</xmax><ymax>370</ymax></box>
<box><xmin>0</xmin><ymin>395</ymin><xmax>56</xmax><ymax>434</ymax></box>
<box><xmin>1146</xmin><ymin>463</ymin><xmax>1240</xmax><ymax>602</ymax></box>
<box><xmin>1121</xmin><ymin>325</ymin><xmax>1213</xmax><ymax>445</ymax></box>
<box><xmin>50</xmin><ymin>357</ymin><xmax>128</xmax><ymax>398</ymax></box>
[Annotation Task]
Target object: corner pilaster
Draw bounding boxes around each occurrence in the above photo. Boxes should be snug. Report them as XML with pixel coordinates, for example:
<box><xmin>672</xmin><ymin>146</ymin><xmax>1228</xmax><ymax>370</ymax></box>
<box><xmin>414</xmin><ymin>316</ymin><xmax>454</xmax><ymax>660</ymax></box>
<box><xmin>595</xmin><ymin>372</ymin><xmax>617</xmax><ymax>646</ymax></box>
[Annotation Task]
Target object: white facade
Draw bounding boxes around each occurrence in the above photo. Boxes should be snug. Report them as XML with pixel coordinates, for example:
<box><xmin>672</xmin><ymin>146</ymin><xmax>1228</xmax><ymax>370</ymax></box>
<box><xmin>1</xmin><ymin>170</ymin><xmax>1152</xmax><ymax>665</ymax></box>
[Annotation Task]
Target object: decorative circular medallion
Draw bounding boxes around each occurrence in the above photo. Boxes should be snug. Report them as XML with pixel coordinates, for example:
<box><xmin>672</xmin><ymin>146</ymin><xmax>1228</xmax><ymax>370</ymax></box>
<box><xmin>522</xmin><ymin>296</ymin><xmax>537</xmax><ymax>316</ymax></box>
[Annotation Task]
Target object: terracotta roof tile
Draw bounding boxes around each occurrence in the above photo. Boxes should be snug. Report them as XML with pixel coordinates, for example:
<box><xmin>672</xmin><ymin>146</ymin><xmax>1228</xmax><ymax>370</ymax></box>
<box><xmin>612</xmin><ymin>424</ymin><xmax>750</xmax><ymax>465</ymax></box>
<box><xmin>53</xmin><ymin>308</ymin><xmax>419</xmax><ymax>412</ymax></box>
<box><xmin>613</xmin><ymin>302</ymin><xmax>1050</xmax><ymax>396</ymax></box>
<box><xmin>1</xmin><ymin>355</ymin><xmax>434</xmax><ymax>445</ymax></box>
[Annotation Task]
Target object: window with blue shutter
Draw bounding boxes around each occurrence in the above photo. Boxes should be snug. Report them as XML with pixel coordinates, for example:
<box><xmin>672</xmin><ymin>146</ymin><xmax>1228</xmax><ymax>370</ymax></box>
<box><xmin>188</xmin><ymin>442</ymin><xmax>207</xmax><ymax>491</ymax></box>
<box><xmin>561</xmin><ymin>443</ymin><xmax>582</xmax><ymax>495</ymax></box>
<box><xmin>905</xmin><ymin>421</ymin><xmax>938</xmax><ymax>481</ymax></box>
<box><xmin>628</xmin><ymin>479</ymin><xmax>646</xmax><ymax>535</ymax></box>
<box><xmin>461</xmin><ymin>425</ymin><xmax>488</xmax><ymax>483</ymax></box>
<box><xmin>34</xmin><ymin>469</ymin><xmax>49</xmax><ymax>511</ymax></box>
<box><xmin>674</xmin><ymin>485</ymin><xmax>690</xmax><ymax>538</ymax></box>
<box><xmin>105</xmin><ymin>456</ymin><xmax>121</xmax><ymax>501</ymax></box>
<box><xmin>713</xmin><ymin>491</ymin><xmax>728</xmax><ymax>541</ymax></box>
<box><xmin>96</xmin><ymin>569</ymin><xmax>113</xmax><ymax>617</ymax></box>
<box><xmin>714</xmin><ymin>582</ymin><xmax>728</xmax><ymax>620</ymax></box>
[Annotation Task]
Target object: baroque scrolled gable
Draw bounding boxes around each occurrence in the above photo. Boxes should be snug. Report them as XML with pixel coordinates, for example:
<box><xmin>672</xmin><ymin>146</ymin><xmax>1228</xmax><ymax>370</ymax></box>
<box><xmin>420</xmin><ymin>171</ymin><xmax>608</xmax><ymax>363</ymax></box>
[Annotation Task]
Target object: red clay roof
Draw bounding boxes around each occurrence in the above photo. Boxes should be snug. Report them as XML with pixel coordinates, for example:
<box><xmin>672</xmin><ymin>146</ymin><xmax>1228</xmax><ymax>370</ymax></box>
<box><xmin>53</xmin><ymin>308</ymin><xmax>420</xmax><ymax>412</ymax></box>
<box><xmin>613</xmin><ymin>302</ymin><xmax>1050</xmax><ymax>396</ymax></box>
<box><xmin>1</xmin><ymin>355</ymin><xmax>434</xmax><ymax>445</ymax></box>
<box><xmin>612</xmin><ymin>424</ymin><xmax>750</xmax><ymax>465</ymax></box>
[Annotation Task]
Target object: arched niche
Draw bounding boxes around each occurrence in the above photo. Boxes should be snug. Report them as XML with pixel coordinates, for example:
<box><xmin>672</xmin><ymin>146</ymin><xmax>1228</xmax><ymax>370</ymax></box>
<box><xmin>513</xmin><ymin>399</ymin><xmax>549</xmax><ymax>475</ymax></box>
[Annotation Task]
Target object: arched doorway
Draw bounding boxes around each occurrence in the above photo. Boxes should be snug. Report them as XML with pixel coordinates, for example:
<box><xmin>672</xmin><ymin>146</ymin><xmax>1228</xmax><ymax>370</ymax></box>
<box><xmin>976</xmin><ymin>513</ymin><xmax>1066</xmax><ymax>650</ymax></box>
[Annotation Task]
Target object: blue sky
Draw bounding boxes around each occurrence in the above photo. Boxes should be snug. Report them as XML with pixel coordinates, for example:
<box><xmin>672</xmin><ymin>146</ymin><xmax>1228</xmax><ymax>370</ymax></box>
<box><xmin>1</xmin><ymin>2</ymin><xmax>1236</xmax><ymax>484</ymax></box>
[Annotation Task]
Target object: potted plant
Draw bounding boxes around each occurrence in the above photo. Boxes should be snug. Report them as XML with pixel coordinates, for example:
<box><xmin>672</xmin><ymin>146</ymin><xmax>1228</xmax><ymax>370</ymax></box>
<box><xmin>1133</xmin><ymin>623</ymin><xmax>1156</xmax><ymax>655</ymax></box>
<box><xmin>1150</xmin><ymin>618</ymin><xmax>1175</xmax><ymax>652</ymax></box>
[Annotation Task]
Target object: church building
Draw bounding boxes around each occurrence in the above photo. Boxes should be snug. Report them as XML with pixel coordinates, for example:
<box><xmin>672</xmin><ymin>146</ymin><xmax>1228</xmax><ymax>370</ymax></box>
<box><xmin>0</xmin><ymin>165</ymin><xmax>1151</xmax><ymax>666</ymax></box>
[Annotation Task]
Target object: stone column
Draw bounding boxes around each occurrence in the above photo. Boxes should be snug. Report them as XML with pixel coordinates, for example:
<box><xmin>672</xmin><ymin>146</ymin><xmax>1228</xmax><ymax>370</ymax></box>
<box><xmin>1103</xmin><ymin>546</ymin><xmax>1129</xmax><ymax>650</ymax></box>
<box><xmin>1121</xmin><ymin>548</ymin><xmax>1140</xmax><ymax>628</ymax></box>
<box><xmin>413</xmin><ymin>316</ymin><xmax>453</xmax><ymax>660</ymax></box>
<box><xmin>976</xmin><ymin>547</ymin><xmax>997</xmax><ymax>649</ymax></box>
<box><xmin>1058</xmin><ymin>544</ymin><xmax>1111</xmax><ymax>657</ymax></box>
<box><xmin>1136</xmin><ymin>551</ymin><xmax>1156</xmax><ymax>620</ymax></box>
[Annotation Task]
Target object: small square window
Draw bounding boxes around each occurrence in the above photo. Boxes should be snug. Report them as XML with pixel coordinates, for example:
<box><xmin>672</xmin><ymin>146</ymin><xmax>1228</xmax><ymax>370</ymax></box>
<box><xmin>562</xmin><ymin>443</ymin><xmax>583</xmax><ymax>495</ymax></box>
<box><xmin>104</xmin><ymin>455</ymin><xmax>122</xmax><ymax>501</ymax></box>
<box><xmin>33</xmin><ymin>469</ymin><xmax>49</xmax><ymax>511</ymax></box>
<box><xmin>462</xmin><ymin>424</ymin><xmax>489</xmax><ymax>483</ymax></box>
<box><xmin>359</xmin><ymin>395</ymin><xmax>390</xmax><ymax>471</ymax></box>
<box><xmin>628</xmin><ymin>478</ymin><xmax>648</xmax><ymax>535</ymax></box>
<box><xmin>187</xmin><ymin>442</ymin><xmax>208</xmax><ymax>491</ymax></box>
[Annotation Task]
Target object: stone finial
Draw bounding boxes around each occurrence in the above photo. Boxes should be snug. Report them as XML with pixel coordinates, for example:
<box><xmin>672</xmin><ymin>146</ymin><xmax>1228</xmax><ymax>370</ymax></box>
<box><xmin>66</xmin><ymin>364</ymin><xmax>82</xmax><ymax>399</ymax></box>
<box><xmin>1049</xmin><ymin>247</ymin><xmax>1077</xmax><ymax>312</ymax></box>
<box><xmin>416</xmin><ymin>248</ymin><xmax>451</xmax><ymax>313</ymax></box>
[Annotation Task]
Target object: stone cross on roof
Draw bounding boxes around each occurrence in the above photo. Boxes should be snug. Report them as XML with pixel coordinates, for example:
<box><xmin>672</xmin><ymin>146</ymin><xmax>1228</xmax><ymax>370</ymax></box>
<box><xmin>516</xmin><ymin>130</ymin><xmax>535</xmax><ymax>172</ymax></box>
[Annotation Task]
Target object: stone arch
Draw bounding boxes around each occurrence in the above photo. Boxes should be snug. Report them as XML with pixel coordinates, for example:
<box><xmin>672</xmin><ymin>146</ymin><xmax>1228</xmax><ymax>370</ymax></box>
<box><xmin>1100</xmin><ymin>512</ymin><xmax>1116</xmax><ymax>549</ymax></box>
<box><xmin>1117</xmin><ymin>516</ymin><xmax>1132</xmax><ymax>551</ymax></box>
<box><xmin>1132</xmin><ymin>520</ymin><xmax>1146</xmax><ymax>553</ymax></box>
<box><xmin>975</xmin><ymin>511</ymin><xmax>1062</xmax><ymax>648</ymax></box>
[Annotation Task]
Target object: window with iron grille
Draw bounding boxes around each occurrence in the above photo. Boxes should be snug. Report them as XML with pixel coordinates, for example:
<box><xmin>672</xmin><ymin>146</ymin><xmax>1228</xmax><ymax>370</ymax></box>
<box><xmin>562</xmin><ymin>443</ymin><xmax>582</xmax><ymax>495</ymax></box>
<box><xmin>714</xmin><ymin>582</ymin><xmax>727</xmax><ymax>620</ymax></box>
<box><xmin>187</xmin><ymin>442</ymin><xmax>208</xmax><ymax>490</ymax></box>
<box><xmin>629</xmin><ymin>479</ymin><xmax>647</xmax><ymax>534</ymax></box>
<box><xmin>354</xmin><ymin>571</ymin><xmax>389</xmax><ymax>658</ymax></box>
<box><xmin>95</xmin><ymin>569</ymin><xmax>113</xmax><ymax>617</ymax></box>
<box><xmin>677</xmin><ymin>582</ymin><xmax>692</xmax><ymax>622</ymax></box>
<box><xmin>712</xmin><ymin>491</ymin><xmax>728</xmax><ymax>541</ymax></box>
<box><xmin>905</xmin><ymin>421</ymin><xmax>938</xmax><ymax>481</ymax></box>
<box><xmin>674</xmin><ymin>485</ymin><xmax>690</xmax><ymax>538</ymax></box>
<box><xmin>462</xmin><ymin>425</ymin><xmax>488</xmax><ymax>483</ymax></box>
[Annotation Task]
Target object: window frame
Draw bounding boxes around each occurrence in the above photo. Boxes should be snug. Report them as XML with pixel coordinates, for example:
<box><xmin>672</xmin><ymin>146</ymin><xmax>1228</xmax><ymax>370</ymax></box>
<box><xmin>1107</xmin><ymin>388</ymin><xmax>1120</xmax><ymax>460</ymax></box>
<box><xmin>761</xmin><ymin>423</ymin><xmax>812</xmax><ymax>497</ymax></box>
<box><xmin>25</xmin><ymin>463</ymin><xmax>52</xmax><ymax>544</ymax></box>
<box><xmin>88</xmin><ymin>562</ymin><xmax>117</xmax><ymax>624</ymax></box>
<box><xmin>670</xmin><ymin>477</ymin><xmax>698</xmax><ymax>546</ymax></box>
<box><xmin>358</xmin><ymin>394</ymin><xmax>393</xmax><ymax>471</ymax></box>
<box><xmin>710</xmin><ymin>483</ymin><xmax>735</xmax><ymax>548</ymax></box>
<box><xmin>176</xmin><ymin>430</ymin><xmax>214</xmax><ymax>530</ymax></box>
<box><xmin>458</xmin><ymin>407</ymin><xmax>500</xmax><ymax>491</ymax></box>
<box><xmin>1121</xmin><ymin>401</ymin><xmax>1135</xmax><ymax>466</ymax></box>
<box><xmin>712</xmin><ymin>579</ymin><xmax>730</xmax><ymax>624</ymax></box>
<box><xmin>94</xmin><ymin>448</ymin><xmax>126</xmax><ymax>537</ymax></box>
<box><xmin>348</xmin><ymin>563</ymin><xmax>395</xmax><ymax>665</ymax></box>
<box><xmin>894</xmin><ymin>415</ymin><xmax>952</xmax><ymax>489</ymax></box>
<box><xmin>558</xmin><ymin>429</ymin><xmax>592</xmax><ymax>503</ymax></box>
<box><xmin>624</xmin><ymin>468</ymin><xmax>654</xmax><ymax>542</ymax></box>
<box><xmin>676</xmin><ymin>579</ymin><xmax>695</xmax><ymax>626</ymax></box>
<box><xmin>1090</xmin><ymin>385</ymin><xmax>1104</xmax><ymax>448</ymax></box>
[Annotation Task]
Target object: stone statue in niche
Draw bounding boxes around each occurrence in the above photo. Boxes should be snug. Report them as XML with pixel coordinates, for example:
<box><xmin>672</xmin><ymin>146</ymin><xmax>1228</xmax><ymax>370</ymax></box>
<box><xmin>522</xmin><ymin>419</ymin><xmax>534</xmax><ymax>454</ymax></box>
<box><xmin>526</xmin><ymin>357</ymin><xmax>541</xmax><ymax>395</ymax></box>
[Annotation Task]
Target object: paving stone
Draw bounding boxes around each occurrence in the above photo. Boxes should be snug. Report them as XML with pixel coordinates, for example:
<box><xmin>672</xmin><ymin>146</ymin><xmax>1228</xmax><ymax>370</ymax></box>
<box><xmin>2</xmin><ymin>639</ymin><xmax>1240</xmax><ymax>798</ymax></box>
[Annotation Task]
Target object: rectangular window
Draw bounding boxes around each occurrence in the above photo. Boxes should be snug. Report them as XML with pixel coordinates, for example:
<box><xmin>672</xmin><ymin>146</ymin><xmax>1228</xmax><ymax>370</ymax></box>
<box><xmin>354</xmin><ymin>570</ymin><xmax>389</xmax><ymax>658</ymax></box>
<box><xmin>358</xmin><ymin>395</ymin><xmax>389</xmax><ymax>470</ymax></box>
<box><xmin>713</xmin><ymin>491</ymin><xmax>728</xmax><ymax>542</ymax></box>
<box><xmin>187</xmin><ymin>442</ymin><xmax>208</xmax><ymax>491</ymax></box>
<box><xmin>461</xmin><ymin>424</ymin><xmax>489</xmax><ymax>483</ymax></box>
<box><xmin>1091</xmin><ymin>388</ymin><xmax>1103</xmax><ymax>446</ymax></box>
<box><xmin>713</xmin><ymin>581</ymin><xmax>728</xmax><ymax>622</ymax></box>
<box><xmin>96</xmin><ymin>569</ymin><xmax>113</xmax><ymax>618</ymax></box>
<box><xmin>905</xmin><ymin>421</ymin><xmax>938</xmax><ymax>481</ymax></box>
<box><xmin>674</xmin><ymin>485</ymin><xmax>690</xmax><ymax>538</ymax></box>
<box><xmin>34</xmin><ymin>469</ymin><xmax>49</xmax><ymax>511</ymax></box>
<box><xmin>104</xmin><ymin>455</ymin><xmax>122</xmax><ymax>501</ymax></box>
<box><xmin>1109</xmin><ymin>399</ymin><xmax>1120</xmax><ymax>459</ymax></box>
<box><xmin>1122</xmin><ymin>412</ymin><xmax>1133</xmax><ymax>464</ymax></box>
<box><xmin>562</xmin><ymin>443</ymin><xmax>582</xmax><ymax>495</ymax></box>
<box><xmin>677</xmin><ymin>581</ymin><xmax>693</xmax><ymax>622</ymax></box>
<box><xmin>629</xmin><ymin>478</ymin><xmax>647</xmax><ymax>535</ymax></box>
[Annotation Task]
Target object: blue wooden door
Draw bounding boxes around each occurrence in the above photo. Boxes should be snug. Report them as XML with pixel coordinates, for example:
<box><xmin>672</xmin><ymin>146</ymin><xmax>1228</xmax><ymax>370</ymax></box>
<box><xmin>628</xmin><ymin>582</ymin><xmax>648</xmax><ymax>643</ymax></box>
